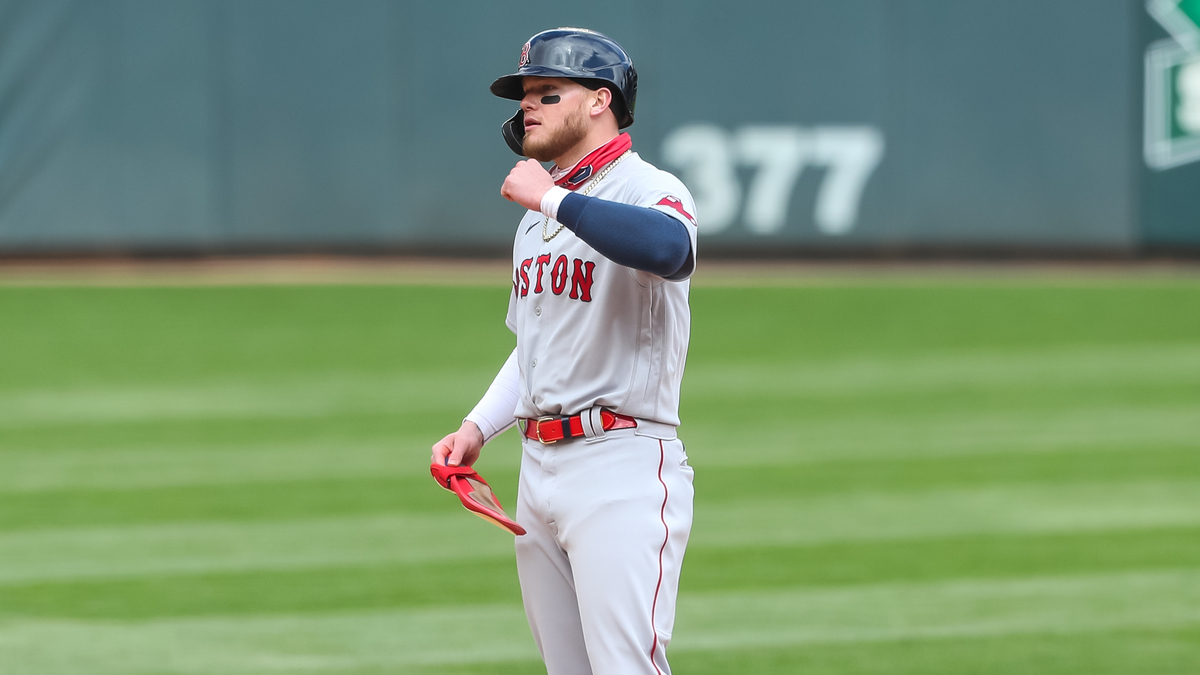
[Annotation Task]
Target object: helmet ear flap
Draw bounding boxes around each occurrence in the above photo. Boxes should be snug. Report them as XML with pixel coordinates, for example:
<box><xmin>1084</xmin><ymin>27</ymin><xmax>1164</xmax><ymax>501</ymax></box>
<box><xmin>502</xmin><ymin>110</ymin><xmax>526</xmax><ymax>156</ymax></box>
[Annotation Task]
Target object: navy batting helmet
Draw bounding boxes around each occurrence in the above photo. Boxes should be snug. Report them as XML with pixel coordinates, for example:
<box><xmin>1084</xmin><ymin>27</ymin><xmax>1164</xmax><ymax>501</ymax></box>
<box><xmin>491</xmin><ymin>28</ymin><xmax>638</xmax><ymax>156</ymax></box>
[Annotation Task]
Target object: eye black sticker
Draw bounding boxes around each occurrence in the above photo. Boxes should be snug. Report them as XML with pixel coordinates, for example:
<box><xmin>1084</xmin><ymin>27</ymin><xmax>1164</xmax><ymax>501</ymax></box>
<box><xmin>540</xmin><ymin>95</ymin><xmax>561</xmax><ymax>105</ymax></box>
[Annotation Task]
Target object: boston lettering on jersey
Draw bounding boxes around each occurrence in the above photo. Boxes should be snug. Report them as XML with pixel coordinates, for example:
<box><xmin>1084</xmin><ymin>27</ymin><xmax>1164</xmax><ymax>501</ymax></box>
<box><xmin>514</xmin><ymin>254</ymin><xmax>597</xmax><ymax>302</ymax></box>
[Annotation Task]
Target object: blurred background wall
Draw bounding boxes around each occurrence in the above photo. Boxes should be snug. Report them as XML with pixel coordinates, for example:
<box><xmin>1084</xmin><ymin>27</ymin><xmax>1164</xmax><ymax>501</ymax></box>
<box><xmin>0</xmin><ymin>0</ymin><xmax>1196</xmax><ymax>256</ymax></box>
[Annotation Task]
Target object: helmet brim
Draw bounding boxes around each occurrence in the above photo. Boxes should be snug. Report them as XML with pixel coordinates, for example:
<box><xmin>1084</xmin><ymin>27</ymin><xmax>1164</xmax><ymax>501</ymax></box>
<box><xmin>489</xmin><ymin>74</ymin><xmax>525</xmax><ymax>101</ymax></box>
<box><xmin>489</xmin><ymin>66</ymin><xmax>580</xmax><ymax>100</ymax></box>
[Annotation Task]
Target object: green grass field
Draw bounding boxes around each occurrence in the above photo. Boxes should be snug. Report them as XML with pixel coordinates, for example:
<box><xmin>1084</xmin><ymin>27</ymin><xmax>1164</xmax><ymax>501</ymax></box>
<box><xmin>1</xmin><ymin>274</ymin><xmax>1199</xmax><ymax>674</ymax></box>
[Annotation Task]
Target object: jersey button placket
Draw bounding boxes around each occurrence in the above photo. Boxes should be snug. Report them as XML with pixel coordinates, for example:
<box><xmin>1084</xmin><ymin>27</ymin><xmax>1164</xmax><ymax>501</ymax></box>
<box><xmin>534</xmin><ymin>305</ymin><xmax>541</xmax><ymax>316</ymax></box>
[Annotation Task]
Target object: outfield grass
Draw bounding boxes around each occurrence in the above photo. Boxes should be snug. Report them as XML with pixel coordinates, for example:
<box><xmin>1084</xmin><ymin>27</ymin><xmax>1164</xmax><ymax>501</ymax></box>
<box><xmin>1</xmin><ymin>277</ymin><xmax>1198</xmax><ymax>674</ymax></box>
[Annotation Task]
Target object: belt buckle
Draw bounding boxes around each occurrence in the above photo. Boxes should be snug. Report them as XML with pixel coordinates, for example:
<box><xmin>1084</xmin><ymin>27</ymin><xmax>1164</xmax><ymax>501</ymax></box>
<box><xmin>535</xmin><ymin>416</ymin><xmax>558</xmax><ymax>444</ymax></box>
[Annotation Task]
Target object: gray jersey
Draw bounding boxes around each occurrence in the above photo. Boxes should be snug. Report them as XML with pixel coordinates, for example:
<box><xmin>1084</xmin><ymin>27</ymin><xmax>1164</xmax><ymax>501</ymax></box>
<box><xmin>505</xmin><ymin>152</ymin><xmax>699</xmax><ymax>430</ymax></box>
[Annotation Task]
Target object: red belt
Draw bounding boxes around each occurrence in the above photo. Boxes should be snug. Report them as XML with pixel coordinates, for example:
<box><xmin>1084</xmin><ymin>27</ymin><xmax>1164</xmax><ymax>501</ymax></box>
<box><xmin>523</xmin><ymin>410</ymin><xmax>637</xmax><ymax>444</ymax></box>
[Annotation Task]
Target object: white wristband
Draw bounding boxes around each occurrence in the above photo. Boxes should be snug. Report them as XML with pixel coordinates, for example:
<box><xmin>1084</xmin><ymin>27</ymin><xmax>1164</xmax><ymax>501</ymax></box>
<box><xmin>539</xmin><ymin>186</ymin><xmax>571</xmax><ymax>222</ymax></box>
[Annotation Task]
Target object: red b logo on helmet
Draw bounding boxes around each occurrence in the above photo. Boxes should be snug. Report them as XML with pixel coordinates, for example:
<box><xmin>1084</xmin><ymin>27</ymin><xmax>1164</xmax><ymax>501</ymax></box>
<box><xmin>519</xmin><ymin>42</ymin><xmax>531</xmax><ymax>68</ymax></box>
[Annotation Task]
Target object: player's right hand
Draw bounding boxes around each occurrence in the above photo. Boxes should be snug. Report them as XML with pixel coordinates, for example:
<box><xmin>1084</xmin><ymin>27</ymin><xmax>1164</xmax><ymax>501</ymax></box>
<box><xmin>500</xmin><ymin>158</ymin><xmax>554</xmax><ymax>211</ymax></box>
<box><xmin>431</xmin><ymin>421</ymin><xmax>485</xmax><ymax>467</ymax></box>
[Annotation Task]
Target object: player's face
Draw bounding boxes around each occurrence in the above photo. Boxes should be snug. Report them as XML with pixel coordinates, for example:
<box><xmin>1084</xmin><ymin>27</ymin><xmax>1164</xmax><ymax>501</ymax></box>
<box><xmin>520</xmin><ymin>77</ymin><xmax>590</xmax><ymax>163</ymax></box>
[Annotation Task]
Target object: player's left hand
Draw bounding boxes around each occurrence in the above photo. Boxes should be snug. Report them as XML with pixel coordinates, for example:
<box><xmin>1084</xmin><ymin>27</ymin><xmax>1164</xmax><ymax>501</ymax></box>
<box><xmin>501</xmin><ymin>159</ymin><xmax>555</xmax><ymax>211</ymax></box>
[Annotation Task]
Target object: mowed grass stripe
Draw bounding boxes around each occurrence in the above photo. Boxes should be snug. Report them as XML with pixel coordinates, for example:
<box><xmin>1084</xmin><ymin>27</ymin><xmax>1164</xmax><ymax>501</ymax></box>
<box><xmin>0</xmin><ymin>286</ymin><xmax>516</xmax><ymax>393</ymax></box>
<box><xmin>2</xmin><ymin>479</ymin><xmax>1197</xmax><ymax>584</ymax></box>
<box><xmin>3</xmin><ymin>528</ymin><xmax>1196</xmax><ymax>620</ymax></box>
<box><xmin>0</xmin><ymin>371</ymin><xmax>495</xmax><ymax>428</ymax></box>
<box><xmin>696</xmin><ymin>445</ymin><xmax>1200</xmax><ymax>502</ymax></box>
<box><xmin>694</xmin><ymin>480</ymin><xmax>1200</xmax><ymax>547</ymax></box>
<box><xmin>0</xmin><ymin>514</ymin><xmax>517</xmax><ymax>584</ymax></box>
<box><xmin>685</xmin><ymin>404</ymin><xmax>1200</xmax><ymax>466</ymax></box>
<box><xmin>0</xmin><ymin>424</ymin><xmax>521</xmax><ymax>493</ymax></box>
<box><xmin>3</xmin><ymin>401</ymin><xmax>1195</xmax><ymax>494</ymax></box>
<box><xmin>0</xmin><ymin>603</ymin><xmax>537</xmax><ymax>674</ymax></box>
<box><xmin>673</xmin><ymin>569</ymin><xmax>1200</xmax><ymax>650</ymax></box>
<box><xmin>687</xmin><ymin>286</ymin><xmax>1200</xmax><ymax>362</ymax></box>
<box><xmin>660</xmin><ymin>628</ymin><xmax>1200</xmax><ymax>675</ymax></box>
<box><xmin>0</xmin><ymin>438</ymin><xmax>432</xmax><ymax>494</ymax></box>
<box><xmin>685</xmin><ymin>344</ymin><xmax>1200</xmax><ymax>399</ymax></box>
<box><xmin>0</xmin><ymin>476</ymin><xmax>500</xmax><ymax>530</ymax></box>
<box><xmin>1</xmin><ymin>445</ymin><xmax>1194</xmax><ymax>530</ymax></box>
<box><xmin>0</xmin><ymin>558</ymin><xmax>522</xmax><ymax>619</ymax></box>
<box><xmin>2</xmin><ymin>570</ymin><xmax>1197</xmax><ymax>674</ymax></box>
<box><xmin>2</xmin><ymin>344</ymin><xmax>1195</xmax><ymax>428</ymax></box>
<box><xmin>683</xmin><ymin>527</ymin><xmax>1200</xmax><ymax>592</ymax></box>
<box><xmin>0</xmin><ymin>412</ymin><xmax>437</xmax><ymax>456</ymax></box>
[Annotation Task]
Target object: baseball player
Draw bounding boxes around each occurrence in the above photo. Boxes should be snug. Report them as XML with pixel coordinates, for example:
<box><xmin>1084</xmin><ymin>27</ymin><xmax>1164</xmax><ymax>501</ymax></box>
<box><xmin>431</xmin><ymin>27</ymin><xmax>698</xmax><ymax>675</ymax></box>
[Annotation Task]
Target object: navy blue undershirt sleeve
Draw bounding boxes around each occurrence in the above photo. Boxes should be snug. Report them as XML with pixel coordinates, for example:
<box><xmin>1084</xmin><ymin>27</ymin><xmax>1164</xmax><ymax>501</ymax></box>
<box><xmin>556</xmin><ymin>192</ymin><xmax>693</xmax><ymax>279</ymax></box>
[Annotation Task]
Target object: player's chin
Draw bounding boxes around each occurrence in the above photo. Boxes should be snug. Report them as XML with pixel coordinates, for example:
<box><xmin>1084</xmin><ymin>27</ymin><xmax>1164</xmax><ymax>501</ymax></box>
<box><xmin>523</xmin><ymin>135</ymin><xmax>556</xmax><ymax>162</ymax></box>
<box><xmin>522</xmin><ymin>127</ymin><xmax>542</xmax><ymax>146</ymax></box>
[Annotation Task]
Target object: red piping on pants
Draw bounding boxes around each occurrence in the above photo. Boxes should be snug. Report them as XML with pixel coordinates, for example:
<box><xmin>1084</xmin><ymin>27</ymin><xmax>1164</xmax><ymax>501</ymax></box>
<box><xmin>649</xmin><ymin>440</ymin><xmax>669</xmax><ymax>675</ymax></box>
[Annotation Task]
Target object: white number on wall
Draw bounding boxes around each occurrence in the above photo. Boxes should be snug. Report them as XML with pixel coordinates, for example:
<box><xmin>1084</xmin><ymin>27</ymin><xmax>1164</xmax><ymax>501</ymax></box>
<box><xmin>1177</xmin><ymin>59</ymin><xmax>1200</xmax><ymax>135</ymax></box>
<box><xmin>736</xmin><ymin>126</ymin><xmax>811</xmax><ymax>234</ymax></box>
<box><xmin>661</xmin><ymin>123</ymin><xmax>885</xmax><ymax>236</ymax></box>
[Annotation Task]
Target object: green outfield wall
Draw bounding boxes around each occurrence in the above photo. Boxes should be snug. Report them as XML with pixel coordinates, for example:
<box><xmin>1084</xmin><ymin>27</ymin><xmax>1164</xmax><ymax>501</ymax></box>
<box><xmin>0</xmin><ymin>0</ymin><xmax>1195</xmax><ymax>254</ymax></box>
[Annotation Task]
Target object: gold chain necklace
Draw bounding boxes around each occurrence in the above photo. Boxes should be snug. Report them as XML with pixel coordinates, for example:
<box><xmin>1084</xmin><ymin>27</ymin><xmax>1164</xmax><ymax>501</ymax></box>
<box><xmin>542</xmin><ymin>149</ymin><xmax>632</xmax><ymax>242</ymax></box>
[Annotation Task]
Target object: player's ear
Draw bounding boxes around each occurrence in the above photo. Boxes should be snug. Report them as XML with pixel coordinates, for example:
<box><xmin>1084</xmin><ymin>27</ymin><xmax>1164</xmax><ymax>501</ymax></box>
<box><xmin>590</xmin><ymin>87</ymin><xmax>613</xmax><ymax>118</ymax></box>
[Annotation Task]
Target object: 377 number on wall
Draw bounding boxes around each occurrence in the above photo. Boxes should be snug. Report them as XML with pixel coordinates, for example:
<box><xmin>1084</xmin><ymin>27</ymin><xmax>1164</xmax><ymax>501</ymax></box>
<box><xmin>661</xmin><ymin>124</ymin><xmax>885</xmax><ymax>236</ymax></box>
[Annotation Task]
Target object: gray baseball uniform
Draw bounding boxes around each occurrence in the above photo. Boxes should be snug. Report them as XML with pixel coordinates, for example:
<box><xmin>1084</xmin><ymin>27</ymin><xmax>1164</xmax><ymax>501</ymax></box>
<box><xmin>466</xmin><ymin>140</ymin><xmax>698</xmax><ymax>675</ymax></box>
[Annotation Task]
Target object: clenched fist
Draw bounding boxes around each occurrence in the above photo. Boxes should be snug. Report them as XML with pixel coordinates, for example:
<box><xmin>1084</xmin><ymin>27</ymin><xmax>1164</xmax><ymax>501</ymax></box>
<box><xmin>501</xmin><ymin>159</ymin><xmax>555</xmax><ymax>211</ymax></box>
